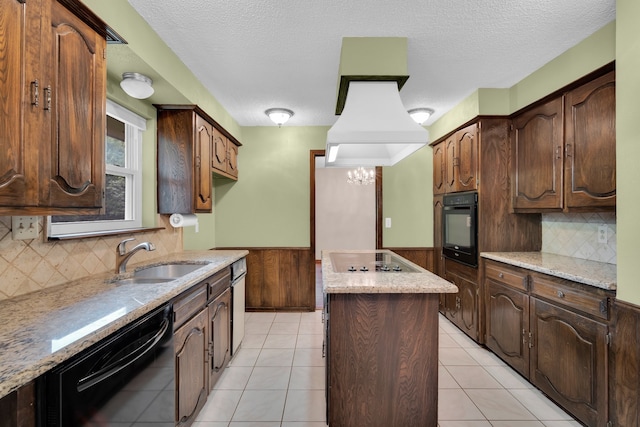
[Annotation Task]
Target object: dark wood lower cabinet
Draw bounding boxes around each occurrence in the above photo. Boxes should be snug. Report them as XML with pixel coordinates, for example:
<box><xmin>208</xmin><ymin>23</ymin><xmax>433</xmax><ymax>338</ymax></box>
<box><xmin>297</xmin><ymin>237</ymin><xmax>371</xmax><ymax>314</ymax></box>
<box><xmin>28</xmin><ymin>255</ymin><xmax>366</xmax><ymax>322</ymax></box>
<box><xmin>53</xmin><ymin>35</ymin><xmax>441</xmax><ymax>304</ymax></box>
<box><xmin>483</xmin><ymin>259</ymin><xmax>612</xmax><ymax>427</ymax></box>
<box><xmin>486</xmin><ymin>280</ymin><xmax>529</xmax><ymax>377</ymax></box>
<box><xmin>608</xmin><ymin>299</ymin><xmax>640</xmax><ymax>427</ymax></box>
<box><xmin>174</xmin><ymin>308</ymin><xmax>208</xmax><ymax>427</ymax></box>
<box><xmin>443</xmin><ymin>259</ymin><xmax>480</xmax><ymax>342</ymax></box>
<box><xmin>0</xmin><ymin>381</ymin><xmax>35</xmax><ymax>427</ymax></box>
<box><xmin>530</xmin><ymin>298</ymin><xmax>607</xmax><ymax>427</ymax></box>
<box><xmin>326</xmin><ymin>292</ymin><xmax>439</xmax><ymax>427</ymax></box>
<box><xmin>208</xmin><ymin>288</ymin><xmax>230</xmax><ymax>391</ymax></box>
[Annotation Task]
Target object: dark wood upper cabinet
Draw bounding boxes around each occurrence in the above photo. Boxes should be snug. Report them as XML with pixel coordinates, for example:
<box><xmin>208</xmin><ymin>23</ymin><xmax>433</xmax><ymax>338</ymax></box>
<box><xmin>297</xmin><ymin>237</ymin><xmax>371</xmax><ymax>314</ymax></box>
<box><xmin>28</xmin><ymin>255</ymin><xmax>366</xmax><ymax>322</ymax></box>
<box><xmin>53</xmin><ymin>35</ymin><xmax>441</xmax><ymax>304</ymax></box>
<box><xmin>212</xmin><ymin>127</ymin><xmax>239</xmax><ymax>179</ymax></box>
<box><xmin>512</xmin><ymin>97</ymin><xmax>564</xmax><ymax>211</ymax></box>
<box><xmin>156</xmin><ymin>107</ymin><xmax>213</xmax><ymax>214</ymax></box>
<box><xmin>564</xmin><ymin>71</ymin><xmax>616</xmax><ymax>210</ymax></box>
<box><xmin>432</xmin><ymin>141</ymin><xmax>445</xmax><ymax>195</ymax></box>
<box><xmin>45</xmin><ymin>0</ymin><xmax>105</xmax><ymax>209</ymax></box>
<box><xmin>443</xmin><ymin>123</ymin><xmax>478</xmax><ymax>193</ymax></box>
<box><xmin>512</xmin><ymin>70</ymin><xmax>615</xmax><ymax>212</ymax></box>
<box><xmin>0</xmin><ymin>0</ymin><xmax>35</xmax><ymax>209</ymax></box>
<box><xmin>156</xmin><ymin>105</ymin><xmax>240</xmax><ymax>214</ymax></box>
<box><xmin>0</xmin><ymin>0</ymin><xmax>111</xmax><ymax>215</ymax></box>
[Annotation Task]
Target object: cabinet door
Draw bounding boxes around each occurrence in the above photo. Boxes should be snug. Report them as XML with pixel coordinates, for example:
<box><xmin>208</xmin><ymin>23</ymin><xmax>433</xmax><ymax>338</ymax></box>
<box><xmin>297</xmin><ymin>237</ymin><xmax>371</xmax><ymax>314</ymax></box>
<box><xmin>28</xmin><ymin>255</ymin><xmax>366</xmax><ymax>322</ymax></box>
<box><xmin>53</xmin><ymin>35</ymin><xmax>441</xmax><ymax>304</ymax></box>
<box><xmin>45</xmin><ymin>1</ymin><xmax>105</xmax><ymax>209</ymax></box>
<box><xmin>486</xmin><ymin>280</ymin><xmax>529</xmax><ymax>377</ymax></box>
<box><xmin>433</xmin><ymin>195</ymin><xmax>445</xmax><ymax>278</ymax></box>
<box><xmin>444</xmin><ymin>135</ymin><xmax>456</xmax><ymax>192</ymax></box>
<box><xmin>0</xmin><ymin>0</ymin><xmax>38</xmax><ymax>208</ymax></box>
<box><xmin>212</xmin><ymin>128</ymin><xmax>228</xmax><ymax>173</ymax></box>
<box><xmin>530</xmin><ymin>298</ymin><xmax>607</xmax><ymax>427</ymax></box>
<box><xmin>444</xmin><ymin>125</ymin><xmax>478</xmax><ymax>193</ymax></box>
<box><xmin>194</xmin><ymin>115</ymin><xmax>213</xmax><ymax>212</ymax></box>
<box><xmin>432</xmin><ymin>141</ymin><xmax>445</xmax><ymax>195</ymax></box>
<box><xmin>174</xmin><ymin>308</ymin><xmax>208</xmax><ymax>427</ymax></box>
<box><xmin>208</xmin><ymin>288</ymin><xmax>230</xmax><ymax>391</ymax></box>
<box><xmin>454</xmin><ymin>124</ymin><xmax>478</xmax><ymax>192</ymax></box>
<box><xmin>227</xmin><ymin>140</ymin><xmax>239</xmax><ymax>178</ymax></box>
<box><xmin>564</xmin><ymin>71</ymin><xmax>616</xmax><ymax>210</ymax></box>
<box><xmin>444</xmin><ymin>272</ymin><xmax>479</xmax><ymax>341</ymax></box>
<box><xmin>512</xmin><ymin>97</ymin><xmax>564</xmax><ymax>210</ymax></box>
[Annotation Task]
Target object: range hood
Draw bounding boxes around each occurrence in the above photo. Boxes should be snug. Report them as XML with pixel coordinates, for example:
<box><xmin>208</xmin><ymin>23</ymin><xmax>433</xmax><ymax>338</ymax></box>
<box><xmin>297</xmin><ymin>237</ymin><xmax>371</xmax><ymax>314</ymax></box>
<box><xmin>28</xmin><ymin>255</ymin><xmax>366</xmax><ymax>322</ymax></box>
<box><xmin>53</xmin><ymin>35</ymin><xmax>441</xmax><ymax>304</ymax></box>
<box><xmin>325</xmin><ymin>37</ymin><xmax>429</xmax><ymax>167</ymax></box>
<box><xmin>325</xmin><ymin>80</ymin><xmax>429</xmax><ymax>167</ymax></box>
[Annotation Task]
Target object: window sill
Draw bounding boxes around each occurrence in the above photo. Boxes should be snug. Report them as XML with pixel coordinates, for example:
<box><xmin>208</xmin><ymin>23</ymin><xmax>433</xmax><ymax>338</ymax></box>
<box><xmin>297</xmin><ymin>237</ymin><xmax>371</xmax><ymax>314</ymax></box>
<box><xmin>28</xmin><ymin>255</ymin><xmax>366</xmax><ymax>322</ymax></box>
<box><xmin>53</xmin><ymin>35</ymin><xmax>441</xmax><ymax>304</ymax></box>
<box><xmin>48</xmin><ymin>226</ymin><xmax>166</xmax><ymax>241</ymax></box>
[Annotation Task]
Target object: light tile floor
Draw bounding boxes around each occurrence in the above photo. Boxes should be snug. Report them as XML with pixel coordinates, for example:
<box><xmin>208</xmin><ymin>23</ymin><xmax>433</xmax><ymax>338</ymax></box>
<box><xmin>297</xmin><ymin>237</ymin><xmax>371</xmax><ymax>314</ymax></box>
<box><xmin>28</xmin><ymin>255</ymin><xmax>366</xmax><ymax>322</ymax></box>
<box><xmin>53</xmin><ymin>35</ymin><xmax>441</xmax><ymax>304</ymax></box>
<box><xmin>194</xmin><ymin>311</ymin><xmax>582</xmax><ymax>427</ymax></box>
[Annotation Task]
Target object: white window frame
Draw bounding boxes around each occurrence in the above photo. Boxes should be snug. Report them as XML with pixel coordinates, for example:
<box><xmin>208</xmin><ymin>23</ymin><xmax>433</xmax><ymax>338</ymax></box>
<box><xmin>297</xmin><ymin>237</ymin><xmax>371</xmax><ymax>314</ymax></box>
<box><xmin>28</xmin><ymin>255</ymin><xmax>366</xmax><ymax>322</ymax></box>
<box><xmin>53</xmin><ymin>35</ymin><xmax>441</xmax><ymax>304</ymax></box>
<box><xmin>48</xmin><ymin>100</ymin><xmax>146</xmax><ymax>237</ymax></box>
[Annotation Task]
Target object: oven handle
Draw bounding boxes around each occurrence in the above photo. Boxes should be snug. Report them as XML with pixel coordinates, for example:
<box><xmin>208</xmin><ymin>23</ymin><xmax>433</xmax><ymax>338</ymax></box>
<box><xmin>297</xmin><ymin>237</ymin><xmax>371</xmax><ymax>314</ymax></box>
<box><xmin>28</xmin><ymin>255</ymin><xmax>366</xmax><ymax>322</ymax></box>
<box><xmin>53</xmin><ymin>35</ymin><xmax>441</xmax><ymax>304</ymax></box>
<box><xmin>76</xmin><ymin>317</ymin><xmax>170</xmax><ymax>392</ymax></box>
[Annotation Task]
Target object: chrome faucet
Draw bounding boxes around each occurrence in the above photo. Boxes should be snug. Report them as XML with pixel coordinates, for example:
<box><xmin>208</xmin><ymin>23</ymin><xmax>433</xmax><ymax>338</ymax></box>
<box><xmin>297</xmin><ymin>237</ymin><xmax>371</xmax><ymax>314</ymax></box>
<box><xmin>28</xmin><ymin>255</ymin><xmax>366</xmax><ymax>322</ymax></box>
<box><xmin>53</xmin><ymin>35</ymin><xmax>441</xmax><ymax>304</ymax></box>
<box><xmin>115</xmin><ymin>238</ymin><xmax>156</xmax><ymax>274</ymax></box>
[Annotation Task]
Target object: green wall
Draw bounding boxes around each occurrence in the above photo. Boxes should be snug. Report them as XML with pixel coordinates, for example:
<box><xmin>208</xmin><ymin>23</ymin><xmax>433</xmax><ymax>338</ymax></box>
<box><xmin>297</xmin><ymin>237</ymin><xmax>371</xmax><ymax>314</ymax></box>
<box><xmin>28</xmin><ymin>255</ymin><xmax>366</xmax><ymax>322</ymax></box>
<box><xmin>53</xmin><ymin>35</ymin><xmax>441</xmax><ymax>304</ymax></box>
<box><xmin>214</xmin><ymin>127</ymin><xmax>327</xmax><ymax>247</ymax></box>
<box><xmin>616</xmin><ymin>0</ymin><xmax>640</xmax><ymax>304</ymax></box>
<box><xmin>382</xmin><ymin>145</ymin><xmax>433</xmax><ymax>247</ymax></box>
<box><xmin>86</xmin><ymin>2</ymin><xmax>639</xmax><ymax>304</ymax></box>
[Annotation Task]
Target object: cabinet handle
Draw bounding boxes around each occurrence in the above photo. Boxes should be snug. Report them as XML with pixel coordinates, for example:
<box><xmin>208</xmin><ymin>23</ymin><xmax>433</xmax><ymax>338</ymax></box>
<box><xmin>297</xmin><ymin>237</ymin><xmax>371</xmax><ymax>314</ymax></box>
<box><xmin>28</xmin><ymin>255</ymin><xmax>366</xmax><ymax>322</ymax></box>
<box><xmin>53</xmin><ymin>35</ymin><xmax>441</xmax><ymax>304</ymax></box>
<box><xmin>556</xmin><ymin>290</ymin><xmax>565</xmax><ymax>298</ymax></box>
<box><xmin>565</xmin><ymin>144</ymin><xmax>572</xmax><ymax>158</ymax></box>
<box><xmin>44</xmin><ymin>86</ymin><xmax>52</xmax><ymax>111</ymax></box>
<box><xmin>30</xmin><ymin>80</ymin><xmax>39</xmax><ymax>106</ymax></box>
<box><xmin>498</xmin><ymin>272</ymin><xmax>504</xmax><ymax>279</ymax></box>
<box><xmin>528</xmin><ymin>331</ymin><xmax>535</xmax><ymax>348</ymax></box>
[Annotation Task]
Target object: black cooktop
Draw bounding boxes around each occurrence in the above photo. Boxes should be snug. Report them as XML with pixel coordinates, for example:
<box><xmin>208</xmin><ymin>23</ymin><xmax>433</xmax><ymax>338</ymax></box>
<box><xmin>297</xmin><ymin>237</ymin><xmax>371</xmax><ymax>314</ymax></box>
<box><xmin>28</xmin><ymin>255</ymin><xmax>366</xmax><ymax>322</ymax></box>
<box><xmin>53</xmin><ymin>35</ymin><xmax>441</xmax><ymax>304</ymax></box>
<box><xmin>329</xmin><ymin>252</ymin><xmax>420</xmax><ymax>273</ymax></box>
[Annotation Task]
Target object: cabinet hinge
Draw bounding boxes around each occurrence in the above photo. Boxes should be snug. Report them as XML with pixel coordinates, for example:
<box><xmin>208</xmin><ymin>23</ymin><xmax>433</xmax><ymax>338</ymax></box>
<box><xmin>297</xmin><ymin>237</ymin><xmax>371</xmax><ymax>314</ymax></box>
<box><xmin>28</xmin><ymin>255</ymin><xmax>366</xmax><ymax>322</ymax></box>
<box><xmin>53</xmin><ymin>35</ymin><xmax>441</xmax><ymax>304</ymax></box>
<box><xmin>103</xmin><ymin>49</ymin><xmax>107</xmax><ymax>59</ymax></box>
<box><xmin>528</xmin><ymin>331</ymin><xmax>535</xmax><ymax>348</ymax></box>
<box><xmin>606</xmin><ymin>332</ymin><xmax>612</xmax><ymax>346</ymax></box>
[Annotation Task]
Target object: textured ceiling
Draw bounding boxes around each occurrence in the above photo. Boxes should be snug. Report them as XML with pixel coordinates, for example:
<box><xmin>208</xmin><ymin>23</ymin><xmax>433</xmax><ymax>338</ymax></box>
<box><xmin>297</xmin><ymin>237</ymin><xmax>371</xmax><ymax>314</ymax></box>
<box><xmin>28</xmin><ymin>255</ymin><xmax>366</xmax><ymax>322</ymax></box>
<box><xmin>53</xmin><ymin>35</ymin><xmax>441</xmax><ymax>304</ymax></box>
<box><xmin>128</xmin><ymin>0</ymin><xmax>615</xmax><ymax>127</ymax></box>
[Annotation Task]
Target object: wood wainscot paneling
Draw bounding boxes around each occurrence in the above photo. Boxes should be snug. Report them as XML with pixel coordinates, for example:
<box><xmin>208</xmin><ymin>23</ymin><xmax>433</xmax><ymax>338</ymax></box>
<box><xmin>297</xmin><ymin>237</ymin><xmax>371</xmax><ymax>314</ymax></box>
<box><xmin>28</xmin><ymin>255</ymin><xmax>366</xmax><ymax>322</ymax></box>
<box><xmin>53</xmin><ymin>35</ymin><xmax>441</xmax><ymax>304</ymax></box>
<box><xmin>384</xmin><ymin>248</ymin><xmax>435</xmax><ymax>273</ymax></box>
<box><xmin>609</xmin><ymin>299</ymin><xmax>640</xmax><ymax>427</ymax></box>
<box><xmin>222</xmin><ymin>248</ymin><xmax>315</xmax><ymax>312</ymax></box>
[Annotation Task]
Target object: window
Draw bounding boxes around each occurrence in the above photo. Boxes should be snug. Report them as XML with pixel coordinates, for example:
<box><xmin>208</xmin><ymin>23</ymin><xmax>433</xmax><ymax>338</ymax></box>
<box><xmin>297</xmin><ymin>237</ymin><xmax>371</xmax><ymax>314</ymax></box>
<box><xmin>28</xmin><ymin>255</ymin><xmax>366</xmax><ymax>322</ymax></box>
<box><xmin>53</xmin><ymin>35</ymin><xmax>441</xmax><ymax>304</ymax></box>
<box><xmin>49</xmin><ymin>100</ymin><xmax>146</xmax><ymax>237</ymax></box>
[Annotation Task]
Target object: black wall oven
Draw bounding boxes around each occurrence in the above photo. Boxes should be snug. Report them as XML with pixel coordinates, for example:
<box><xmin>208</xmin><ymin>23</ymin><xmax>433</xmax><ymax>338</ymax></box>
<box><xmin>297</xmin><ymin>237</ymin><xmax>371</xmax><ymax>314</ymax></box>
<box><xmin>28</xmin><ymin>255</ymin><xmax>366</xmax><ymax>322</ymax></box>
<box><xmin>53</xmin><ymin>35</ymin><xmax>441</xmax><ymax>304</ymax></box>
<box><xmin>39</xmin><ymin>304</ymin><xmax>174</xmax><ymax>426</ymax></box>
<box><xmin>442</xmin><ymin>191</ymin><xmax>478</xmax><ymax>267</ymax></box>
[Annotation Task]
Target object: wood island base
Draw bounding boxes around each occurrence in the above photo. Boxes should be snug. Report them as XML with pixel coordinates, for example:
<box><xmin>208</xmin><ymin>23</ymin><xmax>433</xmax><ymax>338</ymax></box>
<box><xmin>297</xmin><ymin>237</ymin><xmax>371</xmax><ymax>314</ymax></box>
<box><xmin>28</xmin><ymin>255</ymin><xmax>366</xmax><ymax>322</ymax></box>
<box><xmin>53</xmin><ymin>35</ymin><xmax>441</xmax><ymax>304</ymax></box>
<box><xmin>325</xmin><ymin>292</ymin><xmax>439</xmax><ymax>427</ymax></box>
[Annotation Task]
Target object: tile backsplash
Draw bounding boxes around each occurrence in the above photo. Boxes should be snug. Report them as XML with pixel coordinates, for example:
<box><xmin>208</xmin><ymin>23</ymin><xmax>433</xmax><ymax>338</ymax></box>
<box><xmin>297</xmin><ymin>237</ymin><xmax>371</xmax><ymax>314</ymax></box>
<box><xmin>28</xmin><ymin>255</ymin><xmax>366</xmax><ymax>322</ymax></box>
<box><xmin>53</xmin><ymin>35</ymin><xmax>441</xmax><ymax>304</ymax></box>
<box><xmin>0</xmin><ymin>215</ymin><xmax>183</xmax><ymax>300</ymax></box>
<box><xmin>542</xmin><ymin>212</ymin><xmax>616</xmax><ymax>264</ymax></box>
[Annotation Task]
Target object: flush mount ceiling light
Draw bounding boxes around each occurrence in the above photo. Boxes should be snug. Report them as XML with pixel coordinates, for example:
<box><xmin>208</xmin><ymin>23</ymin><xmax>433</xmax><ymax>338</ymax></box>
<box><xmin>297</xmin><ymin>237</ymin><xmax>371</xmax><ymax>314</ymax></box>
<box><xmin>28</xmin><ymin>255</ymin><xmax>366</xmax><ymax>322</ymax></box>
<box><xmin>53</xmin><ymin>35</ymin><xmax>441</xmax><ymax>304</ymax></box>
<box><xmin>408</xmin><ymin>108</ymin><xmax>434</xmax><ymax>125</ymax></box>
<box><xmin>120</xmin><ymin>72</ymin><xmax>154</xmax><ymax>99</ymax></box>
<box><xmin>265</xmin><ymin>108</ymin><xmax>294</xmax><ymax>126</ymax></box>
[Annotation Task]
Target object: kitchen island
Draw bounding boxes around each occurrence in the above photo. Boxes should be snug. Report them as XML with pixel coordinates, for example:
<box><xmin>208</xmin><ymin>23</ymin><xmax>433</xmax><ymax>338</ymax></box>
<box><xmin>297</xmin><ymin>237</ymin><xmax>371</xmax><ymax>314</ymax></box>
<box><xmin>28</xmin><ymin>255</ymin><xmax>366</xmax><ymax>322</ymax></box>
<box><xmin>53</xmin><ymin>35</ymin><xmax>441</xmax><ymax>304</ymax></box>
<box><xmin>322</xmin><ymin>250</ymin><xmax>458</xmax><ymax>427</ymax></box>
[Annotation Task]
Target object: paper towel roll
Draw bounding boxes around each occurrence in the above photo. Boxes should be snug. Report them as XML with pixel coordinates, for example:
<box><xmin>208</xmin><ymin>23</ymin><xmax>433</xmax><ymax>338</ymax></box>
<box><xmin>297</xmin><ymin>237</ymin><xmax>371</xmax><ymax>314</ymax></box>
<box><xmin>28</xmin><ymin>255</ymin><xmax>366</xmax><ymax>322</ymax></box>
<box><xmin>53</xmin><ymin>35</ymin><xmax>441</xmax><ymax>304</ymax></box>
<box><xmin>169</xmin><ymin>213</ymin><xmax>199</xmax><ymax>232</ymax></box>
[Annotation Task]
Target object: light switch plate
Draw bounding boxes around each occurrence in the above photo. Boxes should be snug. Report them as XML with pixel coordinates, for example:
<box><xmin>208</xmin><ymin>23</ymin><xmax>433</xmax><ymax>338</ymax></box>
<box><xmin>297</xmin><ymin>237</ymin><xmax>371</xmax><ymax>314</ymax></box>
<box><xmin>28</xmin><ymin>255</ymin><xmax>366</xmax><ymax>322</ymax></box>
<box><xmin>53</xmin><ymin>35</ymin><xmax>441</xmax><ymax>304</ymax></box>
<box><xmin>385</xmin><ymin>217</ymin><xmax>392</xmax><ymax>228</ymax></box>
<box><xmin>12</xmin><ymin>216</ymin><xmax>39</xmax><ymax>240</ymax></box>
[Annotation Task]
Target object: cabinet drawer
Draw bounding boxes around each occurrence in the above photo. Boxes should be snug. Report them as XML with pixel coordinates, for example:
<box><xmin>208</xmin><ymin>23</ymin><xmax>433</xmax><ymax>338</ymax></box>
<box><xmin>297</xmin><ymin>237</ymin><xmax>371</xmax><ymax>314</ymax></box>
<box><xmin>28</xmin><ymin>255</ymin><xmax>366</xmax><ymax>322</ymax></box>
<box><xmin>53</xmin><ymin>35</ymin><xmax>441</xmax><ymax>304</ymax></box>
<box><xmin>530</xmin><ymin>273</ymin><xmax>609</xmax><ymax>320</ymax></box>
<box><xmin>485</xmin><ymin>261</ymin><xmax>528</xmax><ymax>292</ymax></box>
<box><xmin>207</xmin><ymin>267</ymin><xmax>231</xmax><ymax>301</ymax></box>
<box><xmin>174</xmin><ymin>284</ymin><xmax>207</xmax><ymax>329</ymax></box>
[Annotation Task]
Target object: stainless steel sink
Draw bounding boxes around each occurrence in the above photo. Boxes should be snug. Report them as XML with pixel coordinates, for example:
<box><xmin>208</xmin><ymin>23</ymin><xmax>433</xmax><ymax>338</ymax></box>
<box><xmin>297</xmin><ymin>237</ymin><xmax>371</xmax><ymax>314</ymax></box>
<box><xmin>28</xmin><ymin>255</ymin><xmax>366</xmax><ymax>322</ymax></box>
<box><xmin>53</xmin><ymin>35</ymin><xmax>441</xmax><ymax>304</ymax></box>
<box><xmin>133</xmin><ymin>263</ymin><xmax>204</xmax><ymax>279</ymax></box>
<box><xmin>114</xmin><ymin>277</ymin><xmax>175</xmax><ymax>286</ymax></box>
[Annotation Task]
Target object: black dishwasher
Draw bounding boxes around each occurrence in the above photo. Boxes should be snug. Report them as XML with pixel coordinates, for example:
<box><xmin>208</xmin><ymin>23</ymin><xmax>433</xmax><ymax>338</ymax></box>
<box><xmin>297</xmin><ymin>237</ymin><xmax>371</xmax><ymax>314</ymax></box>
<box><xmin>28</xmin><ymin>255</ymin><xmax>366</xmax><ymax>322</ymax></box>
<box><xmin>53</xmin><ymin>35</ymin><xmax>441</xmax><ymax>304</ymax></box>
<box><xmin>38</xmin><ymin>303</ymin><xmax>174</xmax><ymax>426</ymax></box>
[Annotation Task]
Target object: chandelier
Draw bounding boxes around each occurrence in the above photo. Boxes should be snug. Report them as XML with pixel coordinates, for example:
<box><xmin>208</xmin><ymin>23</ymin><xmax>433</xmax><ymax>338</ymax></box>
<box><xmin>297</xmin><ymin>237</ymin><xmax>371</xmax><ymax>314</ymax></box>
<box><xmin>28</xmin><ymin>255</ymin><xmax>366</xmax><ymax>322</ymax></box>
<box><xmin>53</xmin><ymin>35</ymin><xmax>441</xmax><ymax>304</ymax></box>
<box><xmin>347</xmin><ymin>167</ymin><xmax>375</xmax><ymax>185</ymax></box>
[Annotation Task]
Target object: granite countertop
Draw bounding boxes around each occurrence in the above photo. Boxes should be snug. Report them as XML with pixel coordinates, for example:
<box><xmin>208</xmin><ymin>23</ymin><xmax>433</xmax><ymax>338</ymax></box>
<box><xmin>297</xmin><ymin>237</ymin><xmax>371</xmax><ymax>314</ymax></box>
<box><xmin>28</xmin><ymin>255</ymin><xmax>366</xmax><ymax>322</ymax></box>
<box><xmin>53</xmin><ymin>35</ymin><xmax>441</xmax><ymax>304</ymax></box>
<box><xmin>481</xmin><ymin>252</ymin><xmax>617</xmax><ymax>291</ymax></box>
<box><xmin>0</xmin><ymin>249</ymin><xmax>248</xmax><ymax>400</ymax></box>
<box><xmin>322</xmin><ymin>249</ymin><xmax>458</xmax><ymax>294</ymax></box>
